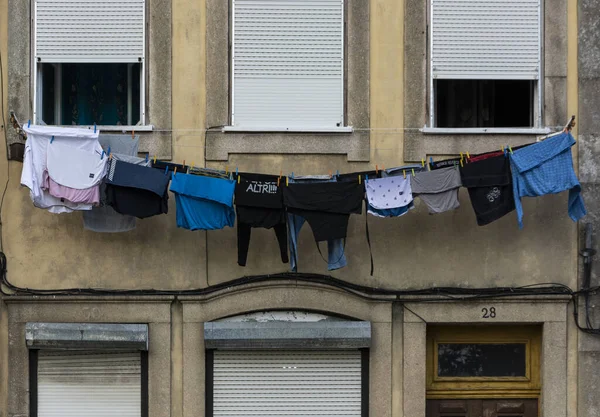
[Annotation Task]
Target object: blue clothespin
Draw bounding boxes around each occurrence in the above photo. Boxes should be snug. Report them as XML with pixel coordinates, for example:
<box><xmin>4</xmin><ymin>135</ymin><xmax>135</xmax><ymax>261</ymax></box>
<box><xmin>236</xmin><ymin>167</ymin><xmax>238</xmax><ymax>176</ymax></box>
<box><xmin>93</xmin><ymin>123</ymin><xmax>97</xmax><ymax>133</ymax></box>
<box><xmin>365</xmin><ymin>174</ymin><xmax>369</xmax><ymax>182</ymax></box>
<box><xmin>291</xmin><ymin>172</ymin><xmax>294</xmax><ymax>179</ymax></box>
<box><xmin>336</xmin><ymin>170</ymin><xmax>339</xmax><ymax>177</ymax></box>
<box><xmin>430</xmin><ymin>157</ymin><xmax>434</xmax><ymax>167</ymax></box>
<box><xmin>145</xmin><ymin>154</ymin><xmax>149</xmax><ymax>163</ymax></box>
<box><xmin>50</xmin><ymin>136</ymin><xmax>54</xmax><ymax>144</ymax></box>
<box><xmin>165</xmin><ymin>165</ymin><xmax>169</xmax><ymax>175</ymax></box>
<box><xmin>101</xmin><ymin>150</ymin><xmax>105</xmax><ymax>160</ymax></box>
<box><xmin>27</xmin><ymin>119</ymin><xmax>31</xmax><ymax>128</ymax></box>
<box><xmin>107</xmin><ymin>146</ymin><xmax>111</xmax><ymax>157</ymax></box>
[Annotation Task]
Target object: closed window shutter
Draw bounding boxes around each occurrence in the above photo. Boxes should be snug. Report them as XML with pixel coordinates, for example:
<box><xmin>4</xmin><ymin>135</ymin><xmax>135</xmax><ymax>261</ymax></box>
<box><xmin>232</xmin><ymin>0</ymin><xmax>344</xmax><ymax>129</ymax></box>
<box><xmin>431</xmin><ymin>0</ymin><xmax>541</xmax><ymax>80</ymax></box>
<box><xmin>34</xmin><ymin>0</ymin><xmax>145</xmax><ymax>63</ymax></box>
<box><xmin>213</xmin><ymin>350</ymin><xmax>362</xmax><ymax>417</ymax></box>
<box><xmin>37</xmin><ymin>351</ymin><xmax>141</xmax><ymax>417</ymax></box>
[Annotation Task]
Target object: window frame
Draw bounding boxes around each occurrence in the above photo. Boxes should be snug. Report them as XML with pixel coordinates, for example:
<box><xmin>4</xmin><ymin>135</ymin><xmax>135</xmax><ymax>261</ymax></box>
<box><xmin>426</xmin><ymin>325</ymin><xmax>542</xmax><ymax>399</ymax></box>
<box><xmin>426</xmin><ymin>0</ymin><xmax>546</xmax><ymax>133</ymax></box>
<box><xmin>31</xmin><ymin>0</ymin><xmax>148</xmax><ymax>130</ymax></box>
<box><xmin>225</xmin><ymin>0</ymin><xmax>349</xmax><ymax>133</ymax></box>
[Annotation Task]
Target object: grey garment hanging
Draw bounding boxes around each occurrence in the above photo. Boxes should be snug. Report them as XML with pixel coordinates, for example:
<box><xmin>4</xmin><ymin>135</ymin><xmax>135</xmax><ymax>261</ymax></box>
<box><xmin>82</xmin><ymin>142</ymin><xmax>149</xmax><ymax>233</ymax></box>
<box><xmin>99</xmin><ymin>134</ymin><xmax>140</xmax><ymax>156</ymax></box>
<box><xmin>410</xmin><ymin>166</ymin><xmax>462</xmax><ymax>214</ymax></box>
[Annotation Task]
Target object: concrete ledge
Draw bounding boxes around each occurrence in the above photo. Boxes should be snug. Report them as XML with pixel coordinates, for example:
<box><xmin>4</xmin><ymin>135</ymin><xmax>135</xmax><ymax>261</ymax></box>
<box><xmin>25</xmin><ymin>322</ymin><xmax>149</xmax><ymax>351</ymax></box>
<box><xmin>206</xmin><ymin>130</ymin><xmax>370</xmax><ymax>161</ymax></box>
<box><xmin>204</xmin><ymin>321</ymin><xmax>371</xmax><ymax>349</ymax></box>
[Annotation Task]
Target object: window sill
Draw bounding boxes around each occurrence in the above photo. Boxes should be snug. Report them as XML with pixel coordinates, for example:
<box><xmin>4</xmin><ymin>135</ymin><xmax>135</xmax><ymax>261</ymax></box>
<box><xmin>47</xmin><ymin>125</ymin><xmax>155</xmax><ymax>132</ymax></box>
<box><xmin>420</xmin><ymin>127</ymin><xmax>551</xmax><ymax>135</ymax></box>
<box><xmin>221</xmin><ymin>126</ymin><xmax>354</xmax><ymax>133</ymax></box>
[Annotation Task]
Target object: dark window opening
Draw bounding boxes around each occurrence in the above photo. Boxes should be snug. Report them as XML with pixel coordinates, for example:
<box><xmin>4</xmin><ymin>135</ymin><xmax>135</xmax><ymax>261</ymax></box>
<box><xmin>39</xmin><ymin>63</ymin><xmax>141</xmax><ymax>126</ymax></box>
<box><xmin>437</xmin><ymin>343</ymin><xmax>527</xmax><ymax>377</ymax></box>
<box><xmin>435</xmin><ymin>80</ymin><xmax>533</xmax><ymax>128</ymax></box>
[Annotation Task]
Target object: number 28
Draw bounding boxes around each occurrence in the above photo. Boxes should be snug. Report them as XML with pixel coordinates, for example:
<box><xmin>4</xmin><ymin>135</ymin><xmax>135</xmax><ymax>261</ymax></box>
<box><xmin>482</xmin><ymin>307</ymin><xmax>496</xmax><ymax>318</ymax></box>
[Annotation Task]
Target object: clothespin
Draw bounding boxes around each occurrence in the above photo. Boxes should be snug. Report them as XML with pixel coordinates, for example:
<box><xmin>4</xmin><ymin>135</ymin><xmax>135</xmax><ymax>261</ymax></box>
<box><xmin>466</xmin><ymin>151</ymin><xmax>470</xmax><ymax>159</ymax></box>
<box><xmin>153</xmin><ymin>155</ymin><xmax>157</xmax><ymax>164</ymax></box>
<box><xmin>286</xmin><ymin>176</ymin><xmax>289</xmax><ymax>186</ymax></box>
<box><xmin>430</xmin><ymin>157</ymin><xmax>434</xmax><ymax>168</ymax></box>
<box><xmin>277</xmin><ymin>177</ymin><xmax>281</xmax><ymax>187</ymax></box>
<box><xmin>279</xmin><ymin>170</ymin><xmax>283</xmax><ymax>179</ymax></box>
<box><xmin>421</xmin><ymin>158</ymin><xmax>425</xmax><ymax>167</ymax></box>
<box><xmin>403</xmin><ymin>170</ymin><xmax>406</xmax><ymax>179</ymax></box>
<box><xmin>107</xmin><ymin>146</ymin><xmax>111</xmax><ymax>157</ymax></box>
<box><xmin>174</xmin><ymin>166</ymin><xmax>177</xmax><ymax>176</ymax></box>
<box><xmin>101</xmin><ymin>150</ymin><xmax>105</xmax><ymax>160</ymax></box>
<box><xmin>411</xmin><ymin>169</ymin><xmax>415</xmax><ymax>177</ymax></box>
<box><xmin>375</xmin><ymin>165</ymin><xmax>378</xmax><ymax>174</ymax></box>
<box><xmin>183</xmin><ymin>160</ymin><xmax>186</xmax><ymax>168</ymax></box>
<box><xmin>501</xmin><ymin>146</ymin><xmax>504</xmax><ymax>153</ymax></box>
<box><xmin>145</xmin><ymin>154</ymin><xmax>149</xmax><ymax>163</ymax></box>
<box><xmin>27</xmin><ymin>120</ymin><xmax>30</xmax><ymax>128</ymax></box>
<box><xmin>365</xmin><ymin>174</ymin><xmax>369</xmax><ymax>182</ymax></box>
<box><xmin>94</xmin><ymin>123</ymin><xmax>96</xmax><ymax>133</ymax></box>
<box><xmin>50</xmin><ymin>136</ymin><xmax>54</xmax><ymax>144</ymax></box>
<box><xmin>460</xmin><ymin>158</ymin><xmax>464</xmax><ymax>167</ymax></box>
<box><xmin>509</xmin><ymin>146</ymin><xmax>513</xmax><ymax>154</ymax></box>
<box><xmin>329</xmin><ymin>170</ymin><xmax>333</xmax><ymax>179</ymax></box>
<box><xmin>237</xmin><ymin>175</ymin><xmax>240</xmax><ymax>184</ymax></box>
<box><xmin>291</xmin><ymin>172</ymin><xmax>294</xmax><ymax>179</ymax></box>
<box><xmin>236</xmin><ymin>167</ymin><xmax>239</xmax><ymax>177</ymax></box>
<box><xmin>358</xmin><ymin>175</ymin><xmax>362</xmax><ymax>184</ymax></box>
<box><xmin>190</xmin><ymin>161</ymin><xmax>195</xmax><ymax>169</ymax></box>
<box><xmin>460</xmin><ymin>152</ymin><xmax>464</xmax><ymax>162</ymax></box>
<box><xmin>165</xmin><ymin>166</ymin><xmax>169</xmax><ymax>175</ymax></box>
<box><xmin>132</xmin><ymin>130</ymin><xmax>135</xmax><ymax>140</ymax></box>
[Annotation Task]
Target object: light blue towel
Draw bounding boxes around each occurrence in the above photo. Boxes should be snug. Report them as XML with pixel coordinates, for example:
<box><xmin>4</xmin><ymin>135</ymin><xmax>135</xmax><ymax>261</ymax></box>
<box><xmin>510</xmin><ymin>132</ymin><xmax>586</xmax><ymax>228</ymax></box>
<box><xmin>170</xmin><ymin>174</ymin><xmax>236</xmax><ymax>231</ymax></box>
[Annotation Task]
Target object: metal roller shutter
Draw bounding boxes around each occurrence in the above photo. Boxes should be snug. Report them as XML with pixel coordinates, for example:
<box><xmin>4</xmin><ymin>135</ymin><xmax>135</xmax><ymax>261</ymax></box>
<box><xmin>34</xmin><ymin>0</ymin><xmax>145</xmax><ymax>63</ymax></box>
<box><xmin>37</xmin><ymin>351</ymin><xmax>141</xmax><ymax>417</ymax></box>
<box><xmin>232</xmin><ymin>0</ymin><xmax>345</xmax><ymax>129</ymax></box>
<box><xmin>431</xmin><ymin>0</ymin><xmax>541</xmax><ymax>80</ymax></box>
<box><xmin>213</xmin><ymin>350</ymin><xmax>362</xmax><ymax>417</ymax></box>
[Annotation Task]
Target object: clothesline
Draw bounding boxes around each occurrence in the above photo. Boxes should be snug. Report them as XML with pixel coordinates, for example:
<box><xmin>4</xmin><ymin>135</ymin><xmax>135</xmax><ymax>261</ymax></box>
<box><xmin>19</xmin><ymin>124</ymin><xmax>586</xmax><ymax>275</ymax></box>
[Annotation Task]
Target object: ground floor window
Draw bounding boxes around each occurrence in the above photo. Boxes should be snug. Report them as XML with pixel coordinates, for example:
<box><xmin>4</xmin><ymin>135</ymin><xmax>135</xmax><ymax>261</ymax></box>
<box><xmin>31</xmin><ymin>350</ymin><xmax>147</xmax><ymax>417</ymax></box>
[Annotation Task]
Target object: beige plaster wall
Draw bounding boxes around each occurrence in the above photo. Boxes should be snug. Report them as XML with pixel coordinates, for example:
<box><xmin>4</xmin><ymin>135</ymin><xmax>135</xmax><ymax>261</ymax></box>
<box><xmin>0</xmin><ymin>0</ymin><xmax>579</xmax><ymax>293</ymax></box>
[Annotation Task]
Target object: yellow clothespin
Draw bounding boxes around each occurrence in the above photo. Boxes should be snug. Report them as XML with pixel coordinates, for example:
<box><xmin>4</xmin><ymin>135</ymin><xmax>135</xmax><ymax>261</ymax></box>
<box><xmin>460</xmin><ymin>159</ymin><xmax>464</xmax><ymax>167</ymax></box>
<box><xmin>153</xmin><ymin>155</ymin><xmax>157</xmax><ymax>164</ymax></box>
<box><xmin>501</xmin><ymin>147</ymin><xmax>504</xmax><ymax>153</ymax></box>
<box><xmin>286</xmin><ymin>176</ymin><xmax>289</xmax><ymax>186</ymax></box>
<box><xmin>403</xmin><ymin>170</ymin><xmax>406</xmax><ymax>179</ymax></box>
<box><xmin>191</xmin><ymin>161</ymin><xmax>195</xmax><ymax>169</ymax></box>
<box><xmin>421</xmin><ymin>158</ymin><xmax>425</xmax><ymax>167</ymax></box>
<box><xmin>238</xmin><ymin>175</ymin><xmax>240</xmax><ymax>184</ymax></box>
<box><xmin>509</xmin><ymin>146</ymin><xmax>513</xmax><ymax>154</ymax></box>
<box><xmin>411</xmin><ymin>169</ymin><xmax>415</xmax><ymax>177</ymax></box>
<box><xmin>460</xmin><ymin>152</ymin><xmax>463</xmax><ymax>161</ymax></box>
<box><xmin>466</xmin><ymin>151</ymin><xmax>470</xmax><ymax>158</ymax></box>
<box><xmin>358</xmin><ymin>175</ymin><xmax>362</xmax><ymax>184</ymax></box>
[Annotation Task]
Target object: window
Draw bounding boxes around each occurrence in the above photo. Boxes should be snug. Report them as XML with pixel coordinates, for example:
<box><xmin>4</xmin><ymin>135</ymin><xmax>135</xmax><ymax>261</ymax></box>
<box><xmin>230</xmin><ymin>0</ymin><xmax>345</xmax><ymax>130</ymax></box>
<box><xmin>30</xmin><ymin>350</ymin><xmax>148</xmax><ymax>417</ymax></box>
<box><xmin>33</xmin><ymin>0</ymin><xmax>146</xmax><ymax>127</ymax></box>
<box><xmin>426</xmin><ymin>325</ymin><xmax>541</xmax><ymax>398</ymax></box>
<box><xmin>429</xmin><ymin>0</ymin><xmax>542</xmax><ymax>129</ymax></box>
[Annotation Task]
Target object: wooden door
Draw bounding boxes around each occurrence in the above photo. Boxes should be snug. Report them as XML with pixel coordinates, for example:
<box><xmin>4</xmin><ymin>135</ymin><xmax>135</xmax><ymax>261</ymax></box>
<box><xmin>427</xmin><ymin>399</ymin><xmax>538</xmax><ymax>417</ymax></box>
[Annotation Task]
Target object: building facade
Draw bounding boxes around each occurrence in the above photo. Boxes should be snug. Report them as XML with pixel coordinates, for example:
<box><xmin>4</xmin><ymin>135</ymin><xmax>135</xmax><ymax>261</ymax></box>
<box><xmin>0</xmin><ymin>0</ymin><xmax>598</xmax><ymax>417</ymax></box>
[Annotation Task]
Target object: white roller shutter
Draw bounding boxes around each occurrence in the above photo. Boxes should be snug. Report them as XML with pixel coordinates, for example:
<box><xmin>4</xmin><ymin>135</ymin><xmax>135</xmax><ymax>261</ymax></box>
<box><xmin>431</xmin><ymin>0</ymin><xmax>541</xmax><ymax>79</ymax></box>
<box><xmin>34</xmin><ymin>0</ymin><xmax>145</xmax><ymax>63</ymax></box>
<box><xmin>213</xmin><ymin>350</ymin><xmax>362</xmax><ymax>417</ymax></box>
<box><xmin>232</xmin><ymin>0</ymin><xmax>344</xmax><ymax>129</ymax></box>
<box><xmin>37</xmin><ymin>351</ymin><xmax>141</xmax><ymax>417</ymax></box>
